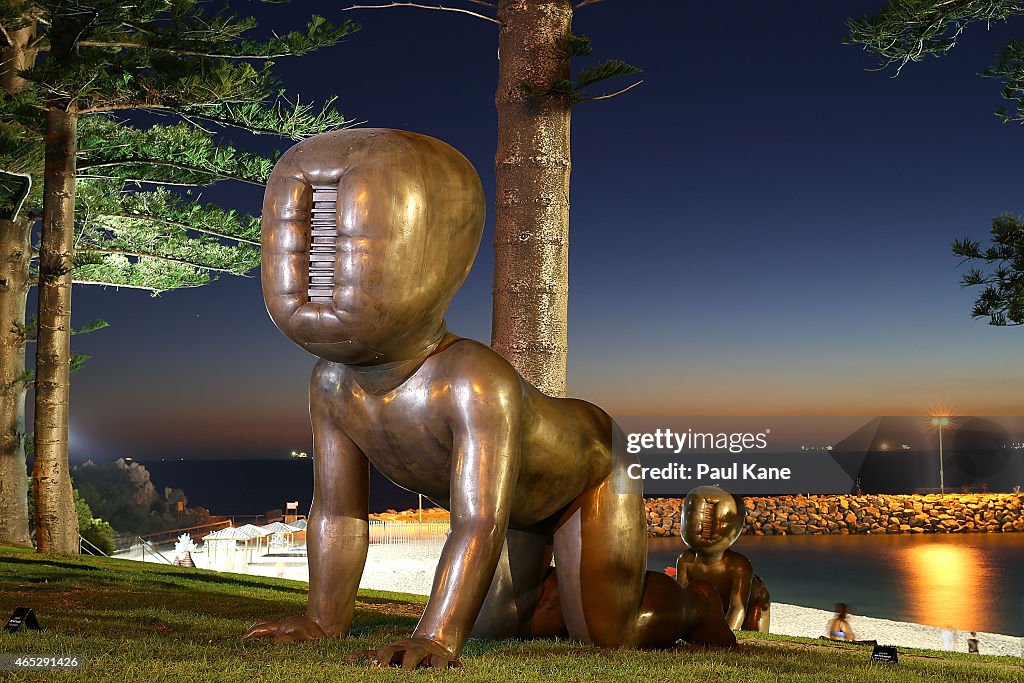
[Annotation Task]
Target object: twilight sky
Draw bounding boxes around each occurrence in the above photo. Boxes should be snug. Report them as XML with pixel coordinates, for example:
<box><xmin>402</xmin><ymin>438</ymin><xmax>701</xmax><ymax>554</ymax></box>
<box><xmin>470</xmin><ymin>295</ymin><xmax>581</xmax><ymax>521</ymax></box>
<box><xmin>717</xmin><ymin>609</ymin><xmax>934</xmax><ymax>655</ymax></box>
<box><xmin>57</xmin><ymin>1</ymin><xmax>1023</xmax><ymax>461</ymax></box>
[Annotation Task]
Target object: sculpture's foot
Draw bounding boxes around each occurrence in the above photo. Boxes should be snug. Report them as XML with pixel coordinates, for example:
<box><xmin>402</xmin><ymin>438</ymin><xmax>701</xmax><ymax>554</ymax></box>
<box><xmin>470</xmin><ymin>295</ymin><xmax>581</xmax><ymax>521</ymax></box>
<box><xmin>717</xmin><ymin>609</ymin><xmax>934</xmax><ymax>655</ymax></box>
<box><xmin>686</xmin><ymin>619</ymin><xmax>738</xmax><ymax>648</ymax></box>
<box><xmin>243</xmin><ymin>615</ymin><xmax>328</xmax><ymax>643</ymax></box>
<box><xmin>345</xmin><ymin>637</ymin><xmax>461</xmax><ymax>670</ymax></box>
<box><xmin>681</xmin><ymin>580</ymin><xmax>737</xmax><ymax>648</ymax></box>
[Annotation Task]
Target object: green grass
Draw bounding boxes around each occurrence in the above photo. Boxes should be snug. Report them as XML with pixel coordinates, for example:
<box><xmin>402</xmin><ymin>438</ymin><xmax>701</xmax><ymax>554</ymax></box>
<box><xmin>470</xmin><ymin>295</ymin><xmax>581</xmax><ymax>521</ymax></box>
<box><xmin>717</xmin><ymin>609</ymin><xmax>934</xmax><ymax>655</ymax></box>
<box><xmin>0</xmin><ymin>546</ymin><xmax>1019</xmax><ymax>682</ymax></box>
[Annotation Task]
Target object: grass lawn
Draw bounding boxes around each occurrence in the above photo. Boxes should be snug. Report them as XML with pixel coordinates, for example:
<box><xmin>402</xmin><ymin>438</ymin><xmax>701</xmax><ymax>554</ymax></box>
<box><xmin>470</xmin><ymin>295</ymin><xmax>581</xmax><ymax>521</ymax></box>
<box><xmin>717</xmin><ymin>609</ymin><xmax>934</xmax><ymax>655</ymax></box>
<box><xmin>0</xmin><ymin>546</ymin><xmax>1020</xmax><ymax>682</ymax></box>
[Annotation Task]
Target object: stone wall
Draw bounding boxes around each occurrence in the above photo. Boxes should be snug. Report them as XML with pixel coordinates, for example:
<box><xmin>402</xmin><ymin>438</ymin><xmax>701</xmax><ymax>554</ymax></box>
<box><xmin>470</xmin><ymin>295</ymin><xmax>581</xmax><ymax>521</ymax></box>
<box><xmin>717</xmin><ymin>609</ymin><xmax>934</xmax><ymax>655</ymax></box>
<box><xmin>645</xmin><ymin>494</ymin><xmax>1024</xmax><ymax>537</ymax></box>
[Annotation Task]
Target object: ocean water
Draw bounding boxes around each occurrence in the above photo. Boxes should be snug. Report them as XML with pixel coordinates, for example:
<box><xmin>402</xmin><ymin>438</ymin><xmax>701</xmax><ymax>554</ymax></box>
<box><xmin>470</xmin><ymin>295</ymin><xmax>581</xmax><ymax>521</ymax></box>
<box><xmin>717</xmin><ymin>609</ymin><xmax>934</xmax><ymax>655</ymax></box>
<box><xmin>137</xmin><ymin>459</ymin><xmax>419</xmax><ymax>516</ymax></box>
<box><xmin>649</xmin><ymin>534</ymin><xmax>1024</xmax><ymax>637</ymax></box>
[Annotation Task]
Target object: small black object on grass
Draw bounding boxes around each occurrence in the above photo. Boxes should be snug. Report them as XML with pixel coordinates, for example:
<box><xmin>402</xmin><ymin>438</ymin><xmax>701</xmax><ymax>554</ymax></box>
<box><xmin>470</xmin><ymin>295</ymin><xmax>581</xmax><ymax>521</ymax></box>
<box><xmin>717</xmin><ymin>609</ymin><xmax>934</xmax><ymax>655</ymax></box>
<box><xmin>4</xmin><ymin>607</ymin><xmax>44</xmax><ymax>633</ymax></box>
<box><xmin>870</xmin><ymin>644</ymin><xmax>898</xmax><ymax>664</ymax></box>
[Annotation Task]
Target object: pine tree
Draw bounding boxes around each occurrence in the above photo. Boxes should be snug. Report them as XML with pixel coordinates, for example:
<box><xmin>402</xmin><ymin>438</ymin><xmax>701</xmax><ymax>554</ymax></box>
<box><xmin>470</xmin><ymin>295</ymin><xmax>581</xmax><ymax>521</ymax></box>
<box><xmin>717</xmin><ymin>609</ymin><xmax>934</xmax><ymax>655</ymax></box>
<box><xmin>848</xmin><ymin>2</ymin><xmax>1024</xmax><ymax>327</ymax></box>
<box><xmin>0</xmin><ymin>1</ymin><xmax>357</xmax><ymax>553</ymax></box>
<box><xmin>347</xmin><ymin>0</ymin><xmax>639</xmax><ymax>397</ymax></box>
<box><xmin>952</xmin><ymin>215</ymin><xmax>1024</xmax><ymax>325</ymax></box>
<box><xmin>0</xmin><ymin>12</ymin><xmax>38</xmax><ymax>548</ymax></box>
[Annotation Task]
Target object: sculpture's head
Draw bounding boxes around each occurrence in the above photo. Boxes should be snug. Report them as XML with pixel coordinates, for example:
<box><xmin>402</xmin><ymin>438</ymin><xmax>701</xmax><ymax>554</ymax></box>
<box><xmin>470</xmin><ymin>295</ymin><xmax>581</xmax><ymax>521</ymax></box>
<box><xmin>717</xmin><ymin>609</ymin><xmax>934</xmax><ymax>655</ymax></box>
<box><xmin>261</xmin><ymin>129</ymin><xmax>485</xmax><ymax>364</ymax></box>
<box><xmin>680</xmin><ymin>486</ymin><xmax>746</xmax><ymax>556</ymax></box>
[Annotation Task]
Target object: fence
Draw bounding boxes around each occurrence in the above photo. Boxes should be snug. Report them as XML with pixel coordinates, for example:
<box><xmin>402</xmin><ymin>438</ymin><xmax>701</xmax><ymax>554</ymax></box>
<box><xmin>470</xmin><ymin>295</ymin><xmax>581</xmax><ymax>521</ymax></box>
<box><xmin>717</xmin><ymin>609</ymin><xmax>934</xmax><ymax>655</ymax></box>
<box><xmin>368</xmin><ymin>519</ymin><xmax>450</xmax><ymax>545</ymax></box>
<box><xmin>113</xmin><ymin>519</ymin><xmax>232</xmax><ymax>552</ymax></box>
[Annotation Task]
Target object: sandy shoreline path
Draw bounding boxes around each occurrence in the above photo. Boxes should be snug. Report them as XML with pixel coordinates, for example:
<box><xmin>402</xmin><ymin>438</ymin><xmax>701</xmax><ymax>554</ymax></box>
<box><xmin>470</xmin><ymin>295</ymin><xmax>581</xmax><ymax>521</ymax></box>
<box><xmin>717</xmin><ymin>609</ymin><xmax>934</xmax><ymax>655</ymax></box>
<box><xmin>236</xmin><ymin>540</ymin><xmax>1023</xmax><ymax>658</ymax></box>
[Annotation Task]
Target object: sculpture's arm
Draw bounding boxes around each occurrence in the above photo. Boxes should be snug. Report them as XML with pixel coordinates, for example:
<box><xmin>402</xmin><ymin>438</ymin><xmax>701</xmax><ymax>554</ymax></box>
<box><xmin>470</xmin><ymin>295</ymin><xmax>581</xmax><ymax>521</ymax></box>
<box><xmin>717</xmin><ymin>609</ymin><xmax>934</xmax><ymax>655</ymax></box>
<box><xmin>675</xmin><ymin>554</ymin><xmax>691</xmax><ymax>587</ymax></box>
<box><xmin>412</xmin><ymin>374</ymin><xmax>522</xmax><ymax>657</ymax></box>
<box><xmin>244</xmin><ymin>365</ymin><xmax>369</xmax><ymax>642</ymax></box>
<box><xmin>305</xmin><ymin>367</ymin><xmax>370</xmax><ymax>636</ymax></box>
<box><xmin>725</xmin><ymin>559</ymin><xmax>753</xmax><ymax>631</ymax></box>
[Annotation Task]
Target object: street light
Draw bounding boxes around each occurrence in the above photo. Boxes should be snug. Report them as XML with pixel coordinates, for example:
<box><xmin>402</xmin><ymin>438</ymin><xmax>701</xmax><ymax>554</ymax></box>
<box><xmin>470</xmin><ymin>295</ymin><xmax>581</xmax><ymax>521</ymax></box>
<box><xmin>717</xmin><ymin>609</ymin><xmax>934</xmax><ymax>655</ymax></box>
<box><xmin>931</xmin><ymin>416</ymin><xmax>951</xmax><ymax>494</ymax></box>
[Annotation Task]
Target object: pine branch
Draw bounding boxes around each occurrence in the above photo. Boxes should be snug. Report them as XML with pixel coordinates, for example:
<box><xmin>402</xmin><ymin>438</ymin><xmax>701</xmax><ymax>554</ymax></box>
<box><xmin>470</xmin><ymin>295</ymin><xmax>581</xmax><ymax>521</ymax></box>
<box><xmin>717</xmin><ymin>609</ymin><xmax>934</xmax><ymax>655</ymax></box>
<box><xmin>93</xmin><ymin>210</ymin><xmax>260</xmax><ymax>245</ymax></box>
<box><xmin>77</xmin><ymin>119</ymin><xmax>274</xmax><ymax>185</ymax></box>
<box><xmin>27</xmin><ymin>52</ymin><xmax>278</xmax><ymax>112</ymax></box>
<box><xmin>74</xmin><ymin>200</ymin><xmax>261</xmax><ymax>277</ymax></box>
<box><xmin>71</xmin><ymin>278</ymin><xmax>171</xmax><ymax>293</ymax></box>
<box><xmin>524</xmin><ymin>57</ymin><xmax>642</xmax><ymax>105</ymax></box>
<box><xmin>5</xmin><ymin>0</ymin><xmax>351</xmax><ymax>303</ymax></box>
<box><xmin>0</xmin><ymin>2</ymin><xmax>36</xmax><ymax>42</ymax></box>
<box><xmin>71</xmin><ymin>253</ymin><xmax>213</xmax><ymax>295</ymax></box>
<box><xmin>581</xmin><ymin>79</ymin><xmax>643</xmax><ymax>102</ymax></box>
<box><xmin>952</xmin><ymin>211</ymin><xmax>1024</xmax><ymax>326</ymax></box>
<box><xmin>78</xmin><ymin>161</ymin><xmax>267</xmax><ymax>186</ymax></box>
<box><xmin>70</xmin><ymin>16</ymin><xmax>358</xmax><ymax>59</ymax></box>
<box><xmin>344</xmin><ymin>3</ymin><xmax>502</xmax><ymax>26</ymax></box>
<box><xmin>847</xmin><ymin>1</ymin><xmax>1024</xmax><ymax>70</ymax></box>
<box><xmin>19</xmin><ymin>317</ymin><xmax>109</xmax><ymax>345</ymax></box>
<box><xmin>76</xmin><ymin>247</ymin><xmax>253</xmax><ymax>275</ymax></box>
<box><xmin>575</xmin><ymin>59</ymin><xmax>642</xmax><ymax>90</ymax></box>
<box><xmin>176</xmin><ymin>96</ymin><xmax>351</xmax><ymax>140</ymax></box>
<box><xmin>0</xmin><ymin>170</ymin><xmax>32</xmax><ymax>219</ymax></box>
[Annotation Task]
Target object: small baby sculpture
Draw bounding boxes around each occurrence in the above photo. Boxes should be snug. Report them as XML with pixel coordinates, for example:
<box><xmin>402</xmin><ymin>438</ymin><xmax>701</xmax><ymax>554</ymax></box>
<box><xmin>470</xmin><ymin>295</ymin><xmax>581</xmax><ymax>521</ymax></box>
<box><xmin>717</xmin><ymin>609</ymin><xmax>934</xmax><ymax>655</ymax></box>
<box><xmin>243</xmin><ymin>129</ymin><xmax>735</xmax><ymax>668</ymax></box>
<box><xmin>676</xmin><ymin>486</ymin><xmax>771</xmax><ymax>632</ymax></box>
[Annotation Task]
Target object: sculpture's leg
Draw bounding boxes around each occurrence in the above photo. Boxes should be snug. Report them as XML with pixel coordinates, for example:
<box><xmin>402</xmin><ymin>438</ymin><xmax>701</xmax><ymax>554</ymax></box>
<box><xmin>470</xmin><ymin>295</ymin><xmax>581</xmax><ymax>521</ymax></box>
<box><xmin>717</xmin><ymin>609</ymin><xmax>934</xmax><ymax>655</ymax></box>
<box><xmin>743</xmin><ymin>577</ymin><xmax>771</xmax><ymax>633</ymax></box>
<box><xmin>471</xmin><ymin>529</ymin><xmax>552</xmax><ymax>639</ymax></box>
<box><xmin>743</xmin><ymin>604</ymin><xmax>771</xmax><ymax>633</ymax></box>
<box><xmin>552</xmin><ymin>469</ymin><xmax>736</xmax><ymax>649</ymax></box>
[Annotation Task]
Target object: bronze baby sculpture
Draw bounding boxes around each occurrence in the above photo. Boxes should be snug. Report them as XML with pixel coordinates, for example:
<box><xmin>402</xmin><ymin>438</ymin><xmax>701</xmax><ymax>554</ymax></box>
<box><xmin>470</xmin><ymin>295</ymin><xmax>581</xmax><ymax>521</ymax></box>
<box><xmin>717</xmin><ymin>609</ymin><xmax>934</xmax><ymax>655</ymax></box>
<box><xmin>244</xmin><ymin>129</ymin><xmax>735</xmax><ymax>668</ymax></box>
<box><xmin>676</xmin><ymin>486</ymin><xmax>771</xmax><ymax>632</ymax></box>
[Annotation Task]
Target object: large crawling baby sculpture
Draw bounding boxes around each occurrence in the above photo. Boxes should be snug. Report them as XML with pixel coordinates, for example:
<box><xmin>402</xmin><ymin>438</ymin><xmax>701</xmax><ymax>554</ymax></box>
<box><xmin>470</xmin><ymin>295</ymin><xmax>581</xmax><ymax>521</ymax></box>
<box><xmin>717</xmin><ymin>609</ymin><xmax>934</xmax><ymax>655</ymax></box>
<box><xmin>244</xmin><ymin>129</ymin><xmax>735</xmax><ymax>668</ymax></box>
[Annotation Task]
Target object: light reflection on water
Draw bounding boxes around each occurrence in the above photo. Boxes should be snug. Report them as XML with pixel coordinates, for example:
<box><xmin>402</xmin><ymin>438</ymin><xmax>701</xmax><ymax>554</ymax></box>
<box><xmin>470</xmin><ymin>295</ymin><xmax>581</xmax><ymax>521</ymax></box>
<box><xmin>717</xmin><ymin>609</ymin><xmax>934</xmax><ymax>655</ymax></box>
<box><xmin>901</xmin><ymin>543</ymin><xmax>993</xmax><ymax>632</ymax></box>
<box><xmin>647</xmin><ymin>533</ymin><xmax>1024</xmax><ymax>635</ymax></box>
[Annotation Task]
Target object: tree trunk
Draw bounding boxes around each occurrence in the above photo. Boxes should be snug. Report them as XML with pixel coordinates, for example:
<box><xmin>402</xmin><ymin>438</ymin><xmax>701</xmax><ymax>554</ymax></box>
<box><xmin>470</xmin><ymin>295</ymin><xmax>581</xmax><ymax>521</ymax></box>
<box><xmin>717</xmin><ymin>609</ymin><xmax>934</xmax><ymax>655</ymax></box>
<box><xmin>0</xmin><ymin>24</ymin><xmax>37</xmax><ymax>93</ymax></box>
<box><xmin>0</xmin><ymin>216</ymin><xmax>32</xmax><ymax>547</ymax></box>
<box><xmin>493</xmin><ymin>0</ymin><xmax>573</xmax><ymax>397</ymax></box>
<box><xmin>33</xmin><ymin>103</ymin><xmax>79</xmax><ymax>555</ymax></box>
<box><xmin>0</xmin><ymin>22</ymin><xmax>39</xmax><ymax>548</ymax></box>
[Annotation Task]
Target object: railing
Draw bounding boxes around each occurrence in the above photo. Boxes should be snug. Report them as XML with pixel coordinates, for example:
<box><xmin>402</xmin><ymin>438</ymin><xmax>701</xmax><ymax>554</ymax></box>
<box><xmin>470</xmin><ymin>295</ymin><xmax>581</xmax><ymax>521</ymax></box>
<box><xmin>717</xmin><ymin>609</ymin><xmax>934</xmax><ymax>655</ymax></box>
<box><xmin>368</xmin><ymin>519</ymin><xmax>450</xmax><ymax>545</ymax></box>
<box><xmin>914</xmin><ymin>484</ymin><xmax>991</xmax><ymax>494</ymax></box>
<box><xmin>114</xmin><ymin>519</ymin><xmax>232</xmax><ymax>552</ymax></box>
<box><xmin>131</xmin><ymin>538</ymin><xmax>174</xmax><ymax>564</ymax></box>
<box><xmin>79</xmin><ymin>535</ymin><xmax>109</xmax><ymax>557</ymax></box>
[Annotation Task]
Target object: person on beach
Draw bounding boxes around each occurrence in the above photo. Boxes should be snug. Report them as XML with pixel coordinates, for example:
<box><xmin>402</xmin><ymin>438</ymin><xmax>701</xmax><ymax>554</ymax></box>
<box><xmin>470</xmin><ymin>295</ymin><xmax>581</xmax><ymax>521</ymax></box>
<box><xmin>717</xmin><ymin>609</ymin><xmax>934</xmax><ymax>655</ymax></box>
<box><xmin>967</xmin><ymin>631</ymin><xmax>980</xmax><ymax>654</ymax></box>
<box><xmin>941</xmin><ymin>626</ymin><xmax>955</xmax><ymax>650</ymax></box>
<box><xmin>827</xmin><ymin>603</ymin><xmax>856</xmax><ymax>641</ymax></box>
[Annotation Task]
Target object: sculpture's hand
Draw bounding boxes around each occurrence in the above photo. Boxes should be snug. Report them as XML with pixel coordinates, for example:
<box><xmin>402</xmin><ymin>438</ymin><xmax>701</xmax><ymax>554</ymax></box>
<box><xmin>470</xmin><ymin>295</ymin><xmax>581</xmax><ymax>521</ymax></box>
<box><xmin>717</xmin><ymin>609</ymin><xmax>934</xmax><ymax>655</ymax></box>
<box><xmin>243</xmin><ymin>615</ymin><xmax>328</xmax><ymax>643</ymax></box>
<box><xmin>345</xmin><ymin>637</ymin><xmax>460</xmax><ymax>670</ymax></box>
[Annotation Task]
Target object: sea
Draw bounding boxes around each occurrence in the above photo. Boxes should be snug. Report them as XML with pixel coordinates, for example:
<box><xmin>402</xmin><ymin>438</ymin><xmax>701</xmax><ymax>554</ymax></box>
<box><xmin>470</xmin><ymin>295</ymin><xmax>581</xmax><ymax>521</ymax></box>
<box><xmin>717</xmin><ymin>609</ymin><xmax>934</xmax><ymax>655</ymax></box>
<box><xmin>651</xmin><ymin>534</ymin><xmax>1024</xmax><ymax>637</ymax></box>
<box><xmin>138</xmin><ymin>458</ymin><xmax>419</xmax><ymax>516</ymax></box>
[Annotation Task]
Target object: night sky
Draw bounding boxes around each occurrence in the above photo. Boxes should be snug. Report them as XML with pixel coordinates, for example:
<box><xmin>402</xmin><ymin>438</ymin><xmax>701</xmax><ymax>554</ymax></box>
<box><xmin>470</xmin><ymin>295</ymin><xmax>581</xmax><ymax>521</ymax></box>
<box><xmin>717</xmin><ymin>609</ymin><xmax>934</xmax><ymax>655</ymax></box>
<box><xmin>56</xmin><ymin>1</ymin><xmax>1023</xmax><ymax>462</ymax></box>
